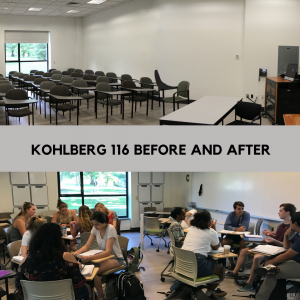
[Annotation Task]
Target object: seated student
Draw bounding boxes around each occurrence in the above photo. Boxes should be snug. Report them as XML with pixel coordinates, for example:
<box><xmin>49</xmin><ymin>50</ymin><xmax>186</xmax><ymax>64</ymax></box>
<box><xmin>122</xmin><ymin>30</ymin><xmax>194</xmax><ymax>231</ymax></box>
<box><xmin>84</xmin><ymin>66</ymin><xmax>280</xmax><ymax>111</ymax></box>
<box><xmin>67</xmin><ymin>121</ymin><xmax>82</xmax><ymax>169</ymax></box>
<box><xmin>181</xmin><ymin>211</ymin><xmax>226</xmax><ymax>298</ymax></box>
<box><xmin>255</xmin><ymin>211</ymin><xmax>300</xmax><ymax>300</ymax></box>
<box><xmin>168</xmin><ymin>207</ymin><xmax>186</xmax><ymax>248</ymax></box>
<box><xmin>73</xmin><ymin>211</ymin><xmax>126</xmax><ymax>300</ymax></box>
<box><xmin>10</xmin><ymin>202</ymin><xmax>36</xmax><ymax>242</ymax></box>
<box><xmin>69</xmin><ymin>205</ymin><xmax>93</xmax><ymax>251</ymax></box>
<box><xmin>15</xmin><ymin>223</ymin><xmax>89</xmax><ymax>300</ymax></box>
<box><xmin>94</xmin><ymin>203</ymin><xmax>118</xmax><ymax>230</ymax></box>
<box><xmin>181</xmin><ymin>208</ymin><xmax>197</xmax><ymax>229</ymax></box>
<box><xmin>19</xmin><ymin>215</ymin><xmax>46</xmax><ymax>258</ymax></box>
<box><xmin>222</xmin><ymin>201</ymin><xmax>250</xmax><ymax>270</ymax></box>
<box><xmin>229</xmin><ymin>203</ymin><xmax>296</xmax><ymax>292</ymax></box>
<box><xmin>51</xmin><ymin>199</ymin><xmax>78</xmax><ymax>227</ymax></box>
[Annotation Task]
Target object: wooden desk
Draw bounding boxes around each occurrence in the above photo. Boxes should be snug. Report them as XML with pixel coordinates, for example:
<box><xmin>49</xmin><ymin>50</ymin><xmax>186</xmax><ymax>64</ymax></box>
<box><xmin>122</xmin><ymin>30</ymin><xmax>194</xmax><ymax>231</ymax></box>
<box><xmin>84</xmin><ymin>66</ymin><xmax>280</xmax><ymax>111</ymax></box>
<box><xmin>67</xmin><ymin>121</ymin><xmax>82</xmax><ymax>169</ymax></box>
<box><xmin>160</xmin><ymin>95</ymin><xmax>240</xmax><ymax>125</ymax></box>
<box><xmin>91</xmin><ymin>255</ymin><xmax>115</xmax><ymax>264</ymax></box>
<box><xmin>265</xmin><ymin>77</ymin><xmax>300</xmax><ymax>125</ymax></box>
<box><xmin>85</xmin><ymin>267</ymin><xmax>99</xmax><ymax>281</ymax></box>
<box><xmin>184</xmin><ymin>229</ymin><xmax>189</xmax><ymax>233</ymax></box>
<box><xmin>248</xmin><ymin>249</ymin><xmax>272</xmax><ymax>257</ymax></box>
<box><xmin>209</xmin><ymin>252</ymin><xmax>238</xmax><ymax>259</ymax></box>
<box><xmin>283</xmin><ymin>114</ymin><xmax>300</xmax><ymax>125</ymax></box>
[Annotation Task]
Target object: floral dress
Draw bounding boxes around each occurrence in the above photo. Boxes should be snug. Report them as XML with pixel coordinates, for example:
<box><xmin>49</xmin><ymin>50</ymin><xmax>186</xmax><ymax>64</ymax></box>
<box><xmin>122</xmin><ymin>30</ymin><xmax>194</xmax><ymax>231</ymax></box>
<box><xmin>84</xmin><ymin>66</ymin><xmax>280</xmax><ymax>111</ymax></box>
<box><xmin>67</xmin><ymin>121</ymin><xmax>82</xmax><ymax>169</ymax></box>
<box><xmin>15</xmin><ymin>253</ymin><xmax>88</xmax><ymax>300</ymax></box>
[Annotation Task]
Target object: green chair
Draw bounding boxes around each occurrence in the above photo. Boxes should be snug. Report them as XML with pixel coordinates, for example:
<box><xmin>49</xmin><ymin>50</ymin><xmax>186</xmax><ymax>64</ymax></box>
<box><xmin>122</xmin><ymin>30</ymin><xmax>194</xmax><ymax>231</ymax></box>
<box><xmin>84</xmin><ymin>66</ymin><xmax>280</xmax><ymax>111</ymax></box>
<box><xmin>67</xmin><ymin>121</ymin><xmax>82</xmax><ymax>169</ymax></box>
<box><xmin>106</xmin><ymin>72</ymin><xmax>118</xmax><ymax>83</ymax></box>
<box><xmin>68</xmin><ymin>68</ymin><xmax>75</xmax><ymax>73</ymax></box>
<box><xmin>0</xmin><ymin>84</ymin><xmax>15</xmax><ymax>109</ymax></box>
<box><xmin>85</xmin><ymin>70</ymin><xmax>94</xmax><ymax>75</ymax></box>
<box><xmin>62</xmin><ymin>71</ymin><xmax>71</xmax><ymax>77</ymax></box>
<box><xmin>144</xmin><ymin>216</ymin><xmax>167</xmax><ymax>252</ymax></box>
<box><xmin>51</xmin><ymin>74</ymin><xmax>63</xmax><ymax>81</ymax></box>
<box><xmin>52</xmin><ymin>70</ymin><xmax>62</xmax><ymax>75</ymax></box>
<box><xmin>161</xmin><ymin>81</ymin><xmax>190</xmax><ymax>115</ymax></box>
<box><xmin>121</xmin><ymin>74</ymin><xmax>133</xmax><ymax>81</ymax></box>
<box><xmin>172</xmin><ymin>246</ymin><xmax>220</xmax><ymax>300</ymax></box>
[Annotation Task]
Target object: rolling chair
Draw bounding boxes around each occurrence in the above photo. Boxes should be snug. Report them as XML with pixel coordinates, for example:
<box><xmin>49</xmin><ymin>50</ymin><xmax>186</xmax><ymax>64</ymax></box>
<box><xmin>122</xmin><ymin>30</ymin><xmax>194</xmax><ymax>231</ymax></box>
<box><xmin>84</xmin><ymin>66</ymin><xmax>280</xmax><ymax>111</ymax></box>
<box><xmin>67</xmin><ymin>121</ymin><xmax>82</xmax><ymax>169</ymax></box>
<box><xmin>171</xmin><ymin>246</ymin><xmax>220</xmax><ymax>300</ymax></box>
<box><xmin>161</xmin><ymin>229</ymin><xmax>175</xmax><ymax>282</ymax></box>
<box><xmin>21</xmin><ymin>279</ymin><xmax>75</xmax><ymax>300</ymax></box>
<box><xmin>144</xmin><ymin>216</ymin><xmax>167</xmax><ymax>252</ymax></box>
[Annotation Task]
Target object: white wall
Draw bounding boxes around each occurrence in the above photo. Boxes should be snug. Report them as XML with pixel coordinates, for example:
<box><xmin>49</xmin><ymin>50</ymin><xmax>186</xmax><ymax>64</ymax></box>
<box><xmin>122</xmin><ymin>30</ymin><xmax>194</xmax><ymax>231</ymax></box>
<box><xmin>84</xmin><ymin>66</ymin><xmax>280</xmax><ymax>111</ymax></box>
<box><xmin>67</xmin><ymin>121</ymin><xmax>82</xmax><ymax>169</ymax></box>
<box><xmin>243</xmin><ymin>0</ymin><xmax>300</xmax><ymax>105</ymax></box>
<box><xmin>0</xmin><ymin>16</ymin><xmax>83</xmax><ymax>73</ymax></box>
<box><xmin>83</xmin><ymin>0</ymin><xmax>245</xmax><ymax>99</ymax></box>
<box><xmin>188</xmin><ymin>172</ymin><xmax>300</xmax><ymax>233</ymax></box>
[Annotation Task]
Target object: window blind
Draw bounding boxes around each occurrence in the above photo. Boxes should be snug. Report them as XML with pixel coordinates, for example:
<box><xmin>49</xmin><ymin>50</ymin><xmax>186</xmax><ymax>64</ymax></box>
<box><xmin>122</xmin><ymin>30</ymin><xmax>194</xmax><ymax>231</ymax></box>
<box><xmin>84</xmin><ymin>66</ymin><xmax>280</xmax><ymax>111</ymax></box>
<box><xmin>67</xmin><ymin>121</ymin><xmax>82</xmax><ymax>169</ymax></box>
<box><xmin>5</xmin><ymin>31</ymin><xmax>49</xmax><ymax>43</ymax></box>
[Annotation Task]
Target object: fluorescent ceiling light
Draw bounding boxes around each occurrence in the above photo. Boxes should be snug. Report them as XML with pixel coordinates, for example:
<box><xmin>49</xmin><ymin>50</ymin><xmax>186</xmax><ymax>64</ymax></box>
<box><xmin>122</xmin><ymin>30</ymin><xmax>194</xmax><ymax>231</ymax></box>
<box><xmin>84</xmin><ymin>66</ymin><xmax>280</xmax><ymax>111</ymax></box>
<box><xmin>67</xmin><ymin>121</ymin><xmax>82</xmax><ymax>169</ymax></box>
<box><xmin>3</xmin><ymin>7</ymin><xmax>9</xmax><ymax>9</ymax></box>
<box><xmin>28</xmin><ymin>7</ymin><xmax>42</xmax><ymax>11</ymax></box>
<box><xmin>66</xmin><ymin>9</ymin><xmax>79</xmax><ymax>13</ymax></box>
<box><xmin>87</xmin><ymin>0</ymin><xmax>106</xmax><ymax>4</ymax></box>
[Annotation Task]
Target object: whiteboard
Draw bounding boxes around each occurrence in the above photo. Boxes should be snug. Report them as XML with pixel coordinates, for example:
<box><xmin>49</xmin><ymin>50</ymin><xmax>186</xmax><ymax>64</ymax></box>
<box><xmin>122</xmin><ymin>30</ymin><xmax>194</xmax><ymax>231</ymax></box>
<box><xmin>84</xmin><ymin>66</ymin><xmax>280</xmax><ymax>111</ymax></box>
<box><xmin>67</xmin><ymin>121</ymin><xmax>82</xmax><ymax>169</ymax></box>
<box><xmin>29</xmin><ymin>172</ymin><xmax>47</xmax><ymax>184</ymax></box>
<box><xmin>152</xmin><ymin>172</ymin><xmax>164</xmax><ymax>184</ymax></box>
<box><xmin>191</xmin><ymin>172</ymin><xmax>300</xmax><ymax>220</ymax></box>
<box><xmin>30</xmin><ymin>186</ymin><xmax>48</xmax><ymax>206</ymax></box>
<box><xmin>10</xmin><ymin>173</ymin><xmax>29</xmax><ymax>185</ymax></box>
<box><xmin>12</xmin><ymin>186</ymin><xmax>31</xmax><ymax>206</ymax></box>
<box><xmin>138</xmin><ymin>185</ymin><xmax>151</xmax><ymax>203</ymax></box>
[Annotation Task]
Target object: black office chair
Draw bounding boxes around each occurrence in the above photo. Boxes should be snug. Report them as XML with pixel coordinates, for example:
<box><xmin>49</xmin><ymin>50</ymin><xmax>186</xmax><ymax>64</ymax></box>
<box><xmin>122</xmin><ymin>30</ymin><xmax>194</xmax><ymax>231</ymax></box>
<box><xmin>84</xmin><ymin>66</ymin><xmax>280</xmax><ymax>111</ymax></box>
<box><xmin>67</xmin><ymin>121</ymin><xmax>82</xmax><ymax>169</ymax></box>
<box><xmin>227</xmin><ymin>101</ymin><xmax>262</xmax><ymax>125</ymax></box>
<box><xmin>154</xmin><ymin>70</ymin><xmax>177</xmax><ymax>107</ymax></box>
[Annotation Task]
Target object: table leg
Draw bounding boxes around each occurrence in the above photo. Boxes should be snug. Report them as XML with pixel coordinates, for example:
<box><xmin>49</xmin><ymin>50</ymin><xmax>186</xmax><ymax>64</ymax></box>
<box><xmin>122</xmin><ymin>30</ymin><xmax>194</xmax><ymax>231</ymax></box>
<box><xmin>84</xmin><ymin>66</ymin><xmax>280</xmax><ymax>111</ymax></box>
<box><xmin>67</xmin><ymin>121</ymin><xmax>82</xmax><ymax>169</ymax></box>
<box><xmin>146</xmin><ymin>92</ymin><xmax>149</xmax><ymax>116</ymax></box>
<box><xmin>56</xmin><ymin>100</ymin><xmax>58</xmax><ymax>126</ymax></box>
<box><xmin>77</xmin><ymin>99</ymin><xmax>79</xmax><ymax>125</ymax></box>
<box><xmin>5</xmin><ymin>278</ymin><xmax>9</xmax><ymax>300</ymax></box>
<box><xmin>151</xmin><ymin>91</ymin><xmax>153</xmax><ymax>110</ymax></box>
<box><xmin>122</xmin><ymin>95</ymin><xmax>124</xmax><ymax>120</ymax></box>
<box><xmin>32</xmin><ymin>103</ymin><xmax>34</xmax><ymax>125</ymax></box>
<box><xmin>131</xmin><ymin>92</ymin><xmax>134</xmax><ymax>118</ymax></box>
<box><xmin>95</xmin><ymin>91</ymin><xmax>98</xmax><ymax>119</ymax></box>
<box><xmin>106</xmin><ymin>95</ymin><xmax>108</xmax><ymax>123</ymax></box>
<box><xmin>50</xmin><ymin>96</ymin><xmax>52</xmax><ymax>124</ymax></box>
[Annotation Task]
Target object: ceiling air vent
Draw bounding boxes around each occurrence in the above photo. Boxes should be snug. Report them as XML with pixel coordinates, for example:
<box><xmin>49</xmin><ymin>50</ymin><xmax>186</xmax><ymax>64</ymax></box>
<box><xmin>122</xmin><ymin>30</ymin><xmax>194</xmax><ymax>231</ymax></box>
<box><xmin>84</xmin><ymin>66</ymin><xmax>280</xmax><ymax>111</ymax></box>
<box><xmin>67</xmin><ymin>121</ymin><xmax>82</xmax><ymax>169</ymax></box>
<box><xmin>2</xmin><ymin>0</ymin><xmax>20</xmax><ymax>3</ymax></box>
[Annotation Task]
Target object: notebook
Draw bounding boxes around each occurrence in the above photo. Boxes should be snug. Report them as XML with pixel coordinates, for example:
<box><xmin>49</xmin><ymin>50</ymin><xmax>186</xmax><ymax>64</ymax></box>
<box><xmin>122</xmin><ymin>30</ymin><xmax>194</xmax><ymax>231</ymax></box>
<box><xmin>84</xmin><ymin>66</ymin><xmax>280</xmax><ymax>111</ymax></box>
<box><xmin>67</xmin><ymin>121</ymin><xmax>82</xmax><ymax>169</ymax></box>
<box><xmin>12</xmin><ymin>256</ymin><xmax>24</xmax><ymax>263</ymax></box>
<box><xmin>81</xmin><ymin>264</ymin><xmax>95</xmax><ymax>276</ymax></box>
<box><xmin>219</xmin><ymin>230</ymin><xmax>251</xmax><ymax>235</ymax></box>
<box><xmin>253</xmin><ymin>245</ymin><xmax>287</xmax><ymax>255</ymax></box>
<box><xmin>79</xmin><ymin>250</ymin><xmax>103</xmax><ymax>256</ymax></box>
<box><xmin>0</xmin><ymin>270</ymin><xmax>11</xmax><ymax>278</ymax></box>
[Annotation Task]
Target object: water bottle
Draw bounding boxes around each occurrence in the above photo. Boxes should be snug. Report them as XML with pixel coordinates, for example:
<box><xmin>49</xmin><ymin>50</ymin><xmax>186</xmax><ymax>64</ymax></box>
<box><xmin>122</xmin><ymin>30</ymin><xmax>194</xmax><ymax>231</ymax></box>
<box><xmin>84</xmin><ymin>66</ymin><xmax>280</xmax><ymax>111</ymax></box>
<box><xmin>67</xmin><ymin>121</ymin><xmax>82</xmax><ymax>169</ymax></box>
<box><xmin>62</xmin><ymin>226</ymin><xmax>67</xmax><ymax>237</ymax></box>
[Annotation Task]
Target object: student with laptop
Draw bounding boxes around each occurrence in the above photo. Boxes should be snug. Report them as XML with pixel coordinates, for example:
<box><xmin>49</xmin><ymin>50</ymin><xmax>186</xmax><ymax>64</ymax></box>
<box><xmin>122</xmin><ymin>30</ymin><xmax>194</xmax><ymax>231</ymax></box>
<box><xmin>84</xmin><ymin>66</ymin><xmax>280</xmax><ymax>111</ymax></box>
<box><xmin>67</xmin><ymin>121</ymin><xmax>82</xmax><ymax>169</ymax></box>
<box><xmin>255</xmin><ymin>211</ymin><xmax>300</xmax><ymax>300</ymax></box>
<box><xmin>168</xmin><ymin>207</ymin><xmax>186</xmax><ymax>248</ymax></box>
<box><xmin>222</xmin><ymin>201</ymin><xmax>250</xmax><ymax>270</ymax></box>
<box><xmin>228</xmin><ymin>203</ymin><xmax>296</xmax><ymax>292</ymax></box>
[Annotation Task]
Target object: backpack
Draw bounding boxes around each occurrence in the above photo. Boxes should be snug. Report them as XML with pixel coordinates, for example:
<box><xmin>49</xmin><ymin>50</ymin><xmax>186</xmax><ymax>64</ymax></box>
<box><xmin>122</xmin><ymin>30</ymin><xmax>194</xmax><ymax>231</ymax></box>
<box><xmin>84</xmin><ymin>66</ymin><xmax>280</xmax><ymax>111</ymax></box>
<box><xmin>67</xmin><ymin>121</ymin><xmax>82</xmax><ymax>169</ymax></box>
<box><xmin>255</xmin><ymin>278</ymin><xmax>287</xmax><ymax>300</ymax></box>
<box><xmin>127</xmin><ymin>247</ymin><xmax>144</xmax><ymax>272</ymax></box>
<box><xmin>117</xmin><ymin>271</ymin><xmax>146</xmax><ymax>300</ymax></box>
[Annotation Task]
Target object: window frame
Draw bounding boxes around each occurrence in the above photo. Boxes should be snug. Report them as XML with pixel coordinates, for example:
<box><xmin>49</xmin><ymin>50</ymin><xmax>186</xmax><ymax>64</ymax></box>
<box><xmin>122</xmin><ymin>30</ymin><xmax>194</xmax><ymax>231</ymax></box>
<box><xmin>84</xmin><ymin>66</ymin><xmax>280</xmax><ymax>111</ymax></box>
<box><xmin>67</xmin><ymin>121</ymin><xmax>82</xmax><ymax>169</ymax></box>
<box><xmin>57</xmin><ymin>172</ymin><xmax>129</xmax><ymax>218</ymax></box>
<box><xmin>5</xmin><ymin>43</ymin><xmax>49</xmax><ymax>74</ymax></box>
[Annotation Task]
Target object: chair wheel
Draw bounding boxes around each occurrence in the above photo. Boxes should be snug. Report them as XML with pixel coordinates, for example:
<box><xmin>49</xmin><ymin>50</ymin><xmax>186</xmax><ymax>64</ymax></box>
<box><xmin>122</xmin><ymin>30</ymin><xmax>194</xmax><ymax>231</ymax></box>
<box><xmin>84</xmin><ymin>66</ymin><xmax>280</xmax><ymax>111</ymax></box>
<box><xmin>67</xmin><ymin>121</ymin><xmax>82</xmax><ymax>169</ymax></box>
<box><xmin>151</xmin><ymin>243</ymin><xmax>154</xmax><ymax>246</ymax></box>
<box><xmin>165</xmin><ymin>245</ymin><xmax>168</xmax><ymax>248</ymax></box>
<box><xmin>138</xmin><ymin>247</ymin><xmax>140</xmax><ymax>249</ymax></box>
<box><xmin>156</xmin><ymin>249</ymin><xmax>159</xmax><ymax>252</ymax></box>
<box><xmin>161</xmin><ymin>277</ymin><xmax>165</xmax><ymax>282</ymax></box>
<box><xmin>167</xmin><ymin>251</ymin><xmax>170</xmax><ymax>254</ymax></box>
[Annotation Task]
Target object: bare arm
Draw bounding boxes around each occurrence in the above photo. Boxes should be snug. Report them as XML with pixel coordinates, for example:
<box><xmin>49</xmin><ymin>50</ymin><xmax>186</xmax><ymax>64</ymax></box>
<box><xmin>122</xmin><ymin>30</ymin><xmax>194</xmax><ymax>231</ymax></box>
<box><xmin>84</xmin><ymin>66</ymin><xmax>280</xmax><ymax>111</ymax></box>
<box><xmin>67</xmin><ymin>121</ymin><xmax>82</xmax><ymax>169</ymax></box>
<box><xmin>283</xmin><ymin>228</ymin><xmax>294</xmax><ymax>249</ymax></box>
<box><xmin>51</xmin><ymin>211</ymin><xmax>58</xmax><ymax>223</ymax></box>
<box><xmin>71</xmin><ymin>210</ymin><xmax>78</xmax><ymax>222</ymax></box>
<box><xmin>112</xmin><ymin>219</ymin><xmax>117</xmax><ymax>229</ymax></box>
<box><xmin>21</xmin><ymin>246</ymin><xmax>29</xmax><ymax>258</ymax></box>
<box><xmin>69</xmin><ymin>221</ymin><xmax>77</xmax><ymax>238</ymax></box>
<box><xmin>63</xmin><ymin>252</ymin><xmax>82</xmax><ymax>270</ymax></box>
<box><xmin>184</xmin><ymin>217</ymin><xmax>191</xmax><ymax>227</ymax></box>
<box><xmin>79</xmin><ymin>237</ymin><xmax>115</xmax><ymax>263</ymax></box>
<box><xmin>73</xmin><ymin>234</ymin><xmax>96</xmax><ymax>256</ymax></box>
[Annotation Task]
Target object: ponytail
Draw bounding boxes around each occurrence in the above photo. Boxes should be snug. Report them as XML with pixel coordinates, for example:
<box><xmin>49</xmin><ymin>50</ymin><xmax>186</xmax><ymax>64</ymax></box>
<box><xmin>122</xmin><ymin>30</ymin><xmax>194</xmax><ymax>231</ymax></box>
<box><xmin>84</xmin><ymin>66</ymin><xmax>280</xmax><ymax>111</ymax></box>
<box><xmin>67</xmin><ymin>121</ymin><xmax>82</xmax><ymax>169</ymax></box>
<box><xmin>13</xmin><ymin>202</ymin><xmax>35</xmax><ymax>221</ymax></box>
<box><xmin>57</xmin><ymin>199</ymin><xmax>68</xmax><ymax>210</ymax></box>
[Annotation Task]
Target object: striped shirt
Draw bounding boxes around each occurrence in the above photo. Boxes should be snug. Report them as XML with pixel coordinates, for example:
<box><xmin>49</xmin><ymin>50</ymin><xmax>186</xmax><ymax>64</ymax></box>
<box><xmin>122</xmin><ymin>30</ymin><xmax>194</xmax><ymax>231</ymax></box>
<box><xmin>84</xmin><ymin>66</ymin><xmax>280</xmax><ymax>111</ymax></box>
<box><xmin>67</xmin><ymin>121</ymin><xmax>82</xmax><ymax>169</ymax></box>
<box><xmin>168</xmin><ymin>216</ymin><xmax>185</xmax><ymax>248</ymax></box>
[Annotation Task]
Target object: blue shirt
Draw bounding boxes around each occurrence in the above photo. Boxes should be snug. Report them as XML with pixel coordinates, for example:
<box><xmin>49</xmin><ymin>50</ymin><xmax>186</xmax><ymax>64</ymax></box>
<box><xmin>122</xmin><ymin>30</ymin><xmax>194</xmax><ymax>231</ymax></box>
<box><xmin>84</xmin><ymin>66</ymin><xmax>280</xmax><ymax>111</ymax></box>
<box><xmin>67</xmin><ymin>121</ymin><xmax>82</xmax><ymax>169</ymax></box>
<box><xmin>290</xmin><ymin>233</ymin><xmax>300</xmax><ymax>263</ymax></box>
<box><xmin>224</xmin><ymin>211</ymin><xmax>250</xmax><ymax>231</ymax></box>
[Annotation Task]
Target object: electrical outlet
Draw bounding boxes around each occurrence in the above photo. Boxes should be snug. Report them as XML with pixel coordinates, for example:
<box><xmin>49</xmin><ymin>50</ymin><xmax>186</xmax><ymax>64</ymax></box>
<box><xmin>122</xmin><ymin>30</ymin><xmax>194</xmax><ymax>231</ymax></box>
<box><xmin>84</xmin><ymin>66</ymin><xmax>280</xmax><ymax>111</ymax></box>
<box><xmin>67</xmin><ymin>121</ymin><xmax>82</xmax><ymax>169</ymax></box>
<box><xmin>251</xmin><ymin>94</ymin><xmax>254</xmax><ymax>99</ymax></box>
<box><xmin>261</xmin><ymin>95</ymin><xmax>264</xmax><ymax>100</ymax></box>
<box><xmin>246</xmin><ymin>94</ymin><xmax>249</xmax><ymax>98</ymax></box>
<box><xmin>136</xmin><ymin>196</ymin><xmax>138</xmax><ymax>200</ymax></box>
<box><xmin>255</xmin><ymin>94</ymin><xmax>258</xmax><ymax>102</ymax></box>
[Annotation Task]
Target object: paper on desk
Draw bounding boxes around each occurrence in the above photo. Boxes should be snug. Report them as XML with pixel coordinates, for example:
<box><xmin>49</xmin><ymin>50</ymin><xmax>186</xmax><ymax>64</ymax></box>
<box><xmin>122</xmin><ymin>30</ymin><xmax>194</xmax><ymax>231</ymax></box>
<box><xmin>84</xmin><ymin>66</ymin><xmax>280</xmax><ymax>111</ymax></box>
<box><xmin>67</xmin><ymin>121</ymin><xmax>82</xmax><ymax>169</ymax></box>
<box><xmin>208</xmin><ymin>248</ymin><xmax>224</xmax><ymax>254</ymax></box>
<box><xmin>219</xmin><ymin>230</ymin><xmax>234</xmax><ymax>234</ymax></box>
<box><xmin>219</xmin><ymin>230</ymin><xmax>251</xmax><ymax>235</ymax></box>
<box><xmin>79</xmin><ymin>250</ymin><xmax>103</xmax><ymax>256</ymax></box>
<box><xmin>244</xmin><ymin>233</ymin><xmax>263</xmax><ymax>238</ymax></box>
<box><xmin>81</xmin><ymin>264</ymin><xmax>95</xmax><ymax>276</ymax></box>
<box><xmin>12</xmin><ymin>256</ymin><xmax>24</xmax><ymax>262</ymax></box>
<box><xmin>253</xmin><ymin>245</ymin><xmax>286</xmax><ymax>255</ymax></box>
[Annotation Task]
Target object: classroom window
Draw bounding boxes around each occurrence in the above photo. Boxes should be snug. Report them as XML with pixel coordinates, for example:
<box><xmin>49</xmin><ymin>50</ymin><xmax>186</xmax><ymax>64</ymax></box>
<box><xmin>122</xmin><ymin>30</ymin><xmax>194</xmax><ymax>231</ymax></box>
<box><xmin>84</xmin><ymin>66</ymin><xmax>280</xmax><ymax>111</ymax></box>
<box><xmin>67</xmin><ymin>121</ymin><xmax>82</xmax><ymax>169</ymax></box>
<box><xmin>57</xmin><ymin>172</ymin><xmax>129</xmax><ymax>218</ymax></box>
<box><xmin>5</xmin><ymin>43</ymin><xmax>48</xmax><ymax>77</ymax></box>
